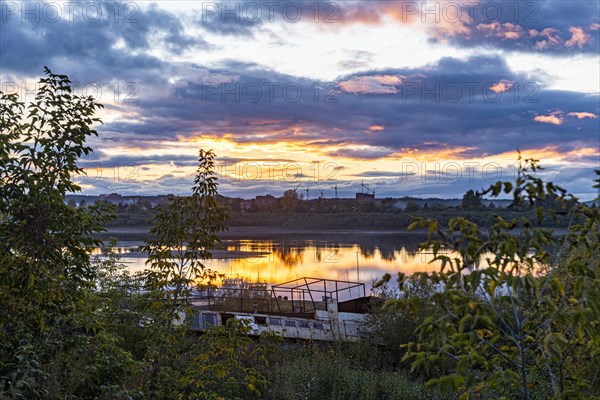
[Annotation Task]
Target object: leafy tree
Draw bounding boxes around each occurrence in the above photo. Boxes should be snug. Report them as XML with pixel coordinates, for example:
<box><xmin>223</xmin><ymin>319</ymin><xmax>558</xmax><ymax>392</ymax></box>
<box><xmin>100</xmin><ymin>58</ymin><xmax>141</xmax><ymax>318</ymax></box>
<box><xmin>139</xmin><ymin>149</ymin><xmax>230</xmax><ymax>398</ymax></box>
<box><xmin>391</xmin><ymin>156</ymin><xmax>600</xmax><ymax>399</ymax></box>
<box><xmin>142</xmin><ymin>149</ymin><xmax>230</xmax><ymax>330</ymax></box>
<box><xmin>0</xmin><ymin>68</ymin><xmax>112</xmax><ymax>397</ymax></box>
<box><xmin>126</xmin><ymin>202</ymin><xmax>142</xmax><ymax>213</ymax></box>
<box><xmin>281</xmin><ymin>188</ymin><xmax>302</xmax><ymax>212</ymax></box>
<box><xmin>0</xmin><ymin>70</ymin><xmax>277</xmax><ymax>400</ymax></box>
<box><xmin>461</xmin><ymin>189</ymin><xmax>483</xmax><ymax>210</ymax></box>
<box><xmin>358</xmin><ymin>200</ymin><xmax>378</xmax><ymax>212</ymax></box>
<box><xmin>405</xmin><ymin>200</ymin><xmax>420</xmax><ymax>212</ymax></box>
<box><xmin>180</xmin><ymin>319</ymin><xmax>275</xmax><ymax>400</ymax></box>
<box><xmin>370</xmin><ymin>272</ymin><xmax>437</xmax><ymax>367</ymax></box>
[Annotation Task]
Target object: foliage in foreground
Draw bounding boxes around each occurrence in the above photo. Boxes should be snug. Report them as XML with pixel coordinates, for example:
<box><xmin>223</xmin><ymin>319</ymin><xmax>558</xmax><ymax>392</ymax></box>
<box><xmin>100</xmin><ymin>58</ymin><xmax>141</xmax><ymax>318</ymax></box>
<box><xmin>382</xmin><ymin>157</ymin><xmax>600</xmax><ymax>399</ymax></box>
<box><xmin>0</xmin><ymin>68</ymin><xmax>114</xmax><ymax>397</ymax></box>
<box><xmin>141</xmin><ymin>148</ymin><xmax>229</xmax><ymax>332</ymax></box>
<box><xmin>2</xmin><ymin>69</ymin><xmax>599</xmax><ymax>400</ymax></box>
<box><xmin>264</xmin><ymin>342</ymin><xmax>437</xmax><ymax>400</ymax></box>
<box><xmin>0</xmin><ymin>69</ymin><xmax>272</xmax><ymax>400</ymax></box>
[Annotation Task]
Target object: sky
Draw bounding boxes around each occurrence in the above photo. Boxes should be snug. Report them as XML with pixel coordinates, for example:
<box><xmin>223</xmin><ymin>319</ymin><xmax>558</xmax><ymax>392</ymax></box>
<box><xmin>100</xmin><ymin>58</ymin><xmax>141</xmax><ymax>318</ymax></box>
<box><xmin>1</xmin><ymin>0</ymin><xmax>599</xmax><ymax>199</ymax></box>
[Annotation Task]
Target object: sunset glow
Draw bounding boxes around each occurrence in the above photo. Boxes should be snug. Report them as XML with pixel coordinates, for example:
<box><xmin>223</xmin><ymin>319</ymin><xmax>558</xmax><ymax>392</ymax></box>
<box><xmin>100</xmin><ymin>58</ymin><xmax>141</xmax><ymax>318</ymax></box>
<box><xmin>1</xmin><ymin>0</ymin><xmax>598</xmax><ymax>199</ymax></box>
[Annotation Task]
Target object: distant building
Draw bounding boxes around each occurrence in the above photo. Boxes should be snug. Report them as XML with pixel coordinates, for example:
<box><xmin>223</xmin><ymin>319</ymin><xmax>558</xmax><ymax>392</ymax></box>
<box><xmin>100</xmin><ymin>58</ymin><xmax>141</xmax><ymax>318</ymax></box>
<box><xmin>255</xmin><ymin>194</ymin><xmax>277</xmax><ymax>207</ymax></box>
<box><xmin>240</xmin><ymin>199</ymin><xmax>253</xmax><ymax>212</ymax></box>
<box><xmin>98</xmin><ymin>193</ymin><xmax>174</xmax><ymax>208</ymax></box>
<box><xmin>149</xmin><ymin>194</ymin><xmax>174</xmax><ymax>208</ymax></box>
<box><xmin>99</xmin><ymin>193</ymin><xmax>126</xmax><ymax>204</ymax></box>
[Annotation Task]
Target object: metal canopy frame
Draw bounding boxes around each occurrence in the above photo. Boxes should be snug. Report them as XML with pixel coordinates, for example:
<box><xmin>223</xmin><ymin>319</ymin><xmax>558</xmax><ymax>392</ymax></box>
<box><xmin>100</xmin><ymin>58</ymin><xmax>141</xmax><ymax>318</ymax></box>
<box><xmin>271</xmin><ymin>277</ymin><xmax>366</xmax><ymax>314</ymax></box>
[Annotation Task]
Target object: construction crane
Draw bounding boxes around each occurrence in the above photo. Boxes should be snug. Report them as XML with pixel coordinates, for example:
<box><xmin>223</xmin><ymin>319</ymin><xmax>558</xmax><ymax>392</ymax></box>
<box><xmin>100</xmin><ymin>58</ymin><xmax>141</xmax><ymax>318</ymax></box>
<box><xmin>291</xmin><ymin>183</ymin><xmax>302</xmax><ymax>198</ymax></box>
<box><xmin>315</xmin><ymin>182</ymin><xmax>325</xmax><ymax>199</ymax></box>
<box><xmin>360</xmin><ymin>180</ymin><xmax>375</xmax><ymax>197</ymax></box>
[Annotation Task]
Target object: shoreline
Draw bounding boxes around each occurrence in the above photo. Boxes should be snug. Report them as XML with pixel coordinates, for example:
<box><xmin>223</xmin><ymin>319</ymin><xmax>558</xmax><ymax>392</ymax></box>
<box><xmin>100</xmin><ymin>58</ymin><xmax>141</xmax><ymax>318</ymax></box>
<box><xmin>98</xmin><ymin>226</ymin><xmax>431</xmax><ymax>237</ymax></box>
<box><xmin>98</xmin><ymin>225</ymin><xmax>571</xmax><ymax>238</ymax></box>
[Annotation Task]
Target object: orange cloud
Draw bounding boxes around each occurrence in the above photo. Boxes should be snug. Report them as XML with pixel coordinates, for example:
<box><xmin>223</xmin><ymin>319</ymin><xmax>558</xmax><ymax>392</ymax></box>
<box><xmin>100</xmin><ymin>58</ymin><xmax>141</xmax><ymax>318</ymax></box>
<box><xmin>337</xmin><ymin>5</ymin><xmax>382</xmax><ymax>25</ymax></box>
<box><xmin>427</xmin><ymin>5</ymin><xmax>472</xmax><ymax>42</ymax></box>
<box><xmin>489</xmin><ymin>79</ymin><xmax>515</xmax><ymax>93</ymax></box>
<box><xmin>534</xmin><ymin>113</ymin><xmax>564</xmax><ymax>125</ymax></box>
<box><xmin>368</xmin><ymin>125</ymin><xmax>385</xmax><ymax>132</ymax></box>
<box><xmin>330</xmin><ymin>1</ymin><xmax>421</xmax><ymax>27</ymax></box>
<box><xmin>246</xmin><ymin>119</ymin><xmax>292</xmax><ymax>126</ymax></box>
<box><xmin>338</xmin><ymin>75</ymin><xmax>403</xmax><ymax>94</ymax></box>
<box><xmin>390</xmin><ymin>145</ymin><xmax>478</xmax><ymax>162</ymax></box>
<box><xmin>567</xmin><ymin>112</ymin><xmax>598</xmax><ymax>119</ymax></box>
<box><xmin>477</xmin><ymin>22</ymin><xmax>523</xmax><ymax>40</ymax></box>
<box><xmin>530</xmin><ymin>28</ymin><xmax>562</xmax><ymax>50</ymax></box>
<box><xmin>335</xmin><ymin>1</ymin><xmax>474</xmax><ymax>40</ymax></box>
<box><xmin>429</xmin><ymin>20</ymin><xmax>471</xmax><ymax>42</ymax></box>
<box><xmin>380</xmin><ymin>1</ymin><xmax>429</xmax><ymax>24</ymax></box>
<box><xmin>565</xmin><ymin>26</ymin><xmax>590</xmax><ymax>48</ymax></box>
<box><xmin>496</xmin><ymin>146</ymin><xmax>600</xmax><ymax>165</ymax></box>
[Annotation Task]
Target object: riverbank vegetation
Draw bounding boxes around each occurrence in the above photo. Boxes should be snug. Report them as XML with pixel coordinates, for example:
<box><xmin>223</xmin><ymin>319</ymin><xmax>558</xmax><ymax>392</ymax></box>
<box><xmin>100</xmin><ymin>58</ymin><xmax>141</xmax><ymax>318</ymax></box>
<box><xmin>2</xmin><ymin>70</ymin><xmax>598</xmax><ymax>399</ymax></box>
<box><xmin>104</xmin><ymin>207</ymin><xmax>579</xmax><ymax>231</ymax></box>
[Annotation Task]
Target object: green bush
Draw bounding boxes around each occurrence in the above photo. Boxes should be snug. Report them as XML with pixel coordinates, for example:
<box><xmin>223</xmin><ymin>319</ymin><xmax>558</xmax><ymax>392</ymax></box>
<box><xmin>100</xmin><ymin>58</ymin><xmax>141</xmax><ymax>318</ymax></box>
<box><xmin>265</xmin><ymin>343</ymin><xmax>438</xmax><ymax>400</ymax></box>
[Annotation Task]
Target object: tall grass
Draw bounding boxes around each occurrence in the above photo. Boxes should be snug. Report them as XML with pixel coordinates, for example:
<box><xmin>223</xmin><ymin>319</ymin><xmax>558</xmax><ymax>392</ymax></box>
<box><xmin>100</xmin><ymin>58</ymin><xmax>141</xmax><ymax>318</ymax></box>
<box><xmin>264</xmin><ymin>342</ymin><xmax>438</xmax><ymax>400</ymax></box>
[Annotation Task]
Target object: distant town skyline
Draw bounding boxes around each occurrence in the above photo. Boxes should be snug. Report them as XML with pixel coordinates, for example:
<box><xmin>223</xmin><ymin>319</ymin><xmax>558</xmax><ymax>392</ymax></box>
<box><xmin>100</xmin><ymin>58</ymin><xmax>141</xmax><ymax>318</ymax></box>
<box><xmin>2</xmin><ymin>1</ymin><xmax>599</xmax><ymax>200</ymax></box>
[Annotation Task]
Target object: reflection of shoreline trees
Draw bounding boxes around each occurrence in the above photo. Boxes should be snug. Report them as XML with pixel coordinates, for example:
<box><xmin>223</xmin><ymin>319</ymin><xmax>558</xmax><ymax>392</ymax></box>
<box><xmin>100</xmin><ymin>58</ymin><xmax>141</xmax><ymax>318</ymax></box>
<box><xmin>313</xmin><ymin>244</ymin><xmax>342</xmax><ymax>266</ymax></box>
<box><xmin>265</xmin><ymin>235</ymin><xmax>427</xmax><ymax>266</ymax></box>
<box><xmin>358</xmin><ymin>234</ymin><xmax>423</xmax><ymax>262</ymax></box>
<box><xmin>273</xmin><ymin>244</ymin><xmax>305</xmax><ymax>267</ymax></box>
<box><xmin>94</xmin><ymin>233</ymin><xmax>436</xmax><ymax>270</ymax></box>
<box><xmin>267</xmin><ymin>235</ymin><xmax>426</xmax><ymax>267</ymax></box>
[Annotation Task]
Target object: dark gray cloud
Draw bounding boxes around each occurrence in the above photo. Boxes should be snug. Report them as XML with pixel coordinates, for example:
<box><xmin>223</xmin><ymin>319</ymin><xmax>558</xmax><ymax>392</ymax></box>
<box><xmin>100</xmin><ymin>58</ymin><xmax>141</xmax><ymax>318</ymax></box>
<box><xmin>326</xmin><ymin>147</ymin><xmax>396</xmax><ymax>160</ymax></box>
<box><xmin>2</xmin><ymin>1</ymin><xmax>598</xmax><ymax>199</ymax></box>
<box><xmin>98</xmin><ymin>55</ymin><xmax>599</xmax><ymax>159</ymax></box>
<box><xmin>354</xmin><ymin>171</ymin><xmax>417</xmax><ymax>178</ymax></box>
<box><xmin>185</xmin><ymin>0</ymin><xmax>600</xmax><ymax>54</ymax></box>
<box><xmin>0</xmin><ymin>1</ymin><xmax>207</xmax><ymax>82</ymax></box>
<box><xmin>425</xmin><ymin>0</ymin><xmax>600</xmax><ymax>54</ymax></box>
<box><xmin>358</xmin><ymin>165</ymin><xmax>599</xmax><ymax>200</ymax></box>
<box><xmin>78</xmin><ymin>151</ymin><xmax>200</xmax><ymax>168</ymax></box>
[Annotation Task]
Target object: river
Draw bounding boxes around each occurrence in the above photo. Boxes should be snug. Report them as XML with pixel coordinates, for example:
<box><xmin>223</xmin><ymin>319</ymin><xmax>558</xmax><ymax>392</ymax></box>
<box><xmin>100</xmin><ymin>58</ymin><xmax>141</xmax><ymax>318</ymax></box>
<box><xmin>95</xmin><ymin>227</ymin><xmax>451</xmax><ymax>291</ymax></box>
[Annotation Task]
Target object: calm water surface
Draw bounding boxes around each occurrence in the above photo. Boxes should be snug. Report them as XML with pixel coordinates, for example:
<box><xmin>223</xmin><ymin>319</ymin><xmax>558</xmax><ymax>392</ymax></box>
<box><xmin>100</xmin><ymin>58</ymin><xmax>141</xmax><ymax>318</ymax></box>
<box><xmin>97</xmin><ymin>228</ymin><xmax>450</xmax><ymax>289</ymax></box>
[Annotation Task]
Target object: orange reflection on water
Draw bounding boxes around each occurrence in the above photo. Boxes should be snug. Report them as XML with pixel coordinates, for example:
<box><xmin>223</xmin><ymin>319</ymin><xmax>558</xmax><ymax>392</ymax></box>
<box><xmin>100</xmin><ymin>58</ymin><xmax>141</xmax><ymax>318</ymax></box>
<box><xmin>98</xmin><ymin>234</ymin><xmax>539</xmax><ymax>289</ymax></box>
<box><xmin>203</xmin><ymin>240</ymin><xmax>445</xmax><ymax>286</ymax></box>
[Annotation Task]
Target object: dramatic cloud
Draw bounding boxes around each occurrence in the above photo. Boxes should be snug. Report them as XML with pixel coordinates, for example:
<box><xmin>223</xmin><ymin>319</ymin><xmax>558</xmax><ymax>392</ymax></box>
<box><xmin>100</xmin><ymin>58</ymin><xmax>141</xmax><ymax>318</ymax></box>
<box><xmin>565</xmin><ymin>26</ymin><xmax>591</xmax><ymax>48</ymax></box>
<box><xmin>534</xmin><ymin>113</ymin><xmax>564</xmax><ymax>125</ymax></box>
<box><xmin>489</xmin><ymin>79</ymin><xmax>515</xmax><ymax>94</ymax></box>
<box><xmin>477</xmin><ymin>22</ymin><xmax>524</xmax><ymax>40</ymax></box>
<box><xmin>567</xmin><ymin>112</ymin><xmax>598</xmax><ymax>120</ymax></box>
<box><xmin>531</xmin><ymin>28</ymin><xmax>563</xmax><ymax>50</ymax></box>
<box><xmin>94</xmin><ymin>55</ymin><xmax>598</xmax><ymax>162</ymax></box>
<box><xmin>0</xmin><ymin>2</ymin><xmax>211</xmax><ymax>89</ymax></box>
<box><xmin>2</xmin><ymin>0</ymin><xmax>598</xmax><ymax>198</ymax></box>
<box><xmin>423</xmin><ymin>0</ymin><xmax>600</xmax><ymax>54</ymax></box>
<box><xmin>326</xmin><ymin>146</ymin><xmax>396</xmax><ymax>160</ymax></box>
<box><xmin>338</xmin><ymin>75</ymin><xmax>404</xmax><ymax>94</ymax></box>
